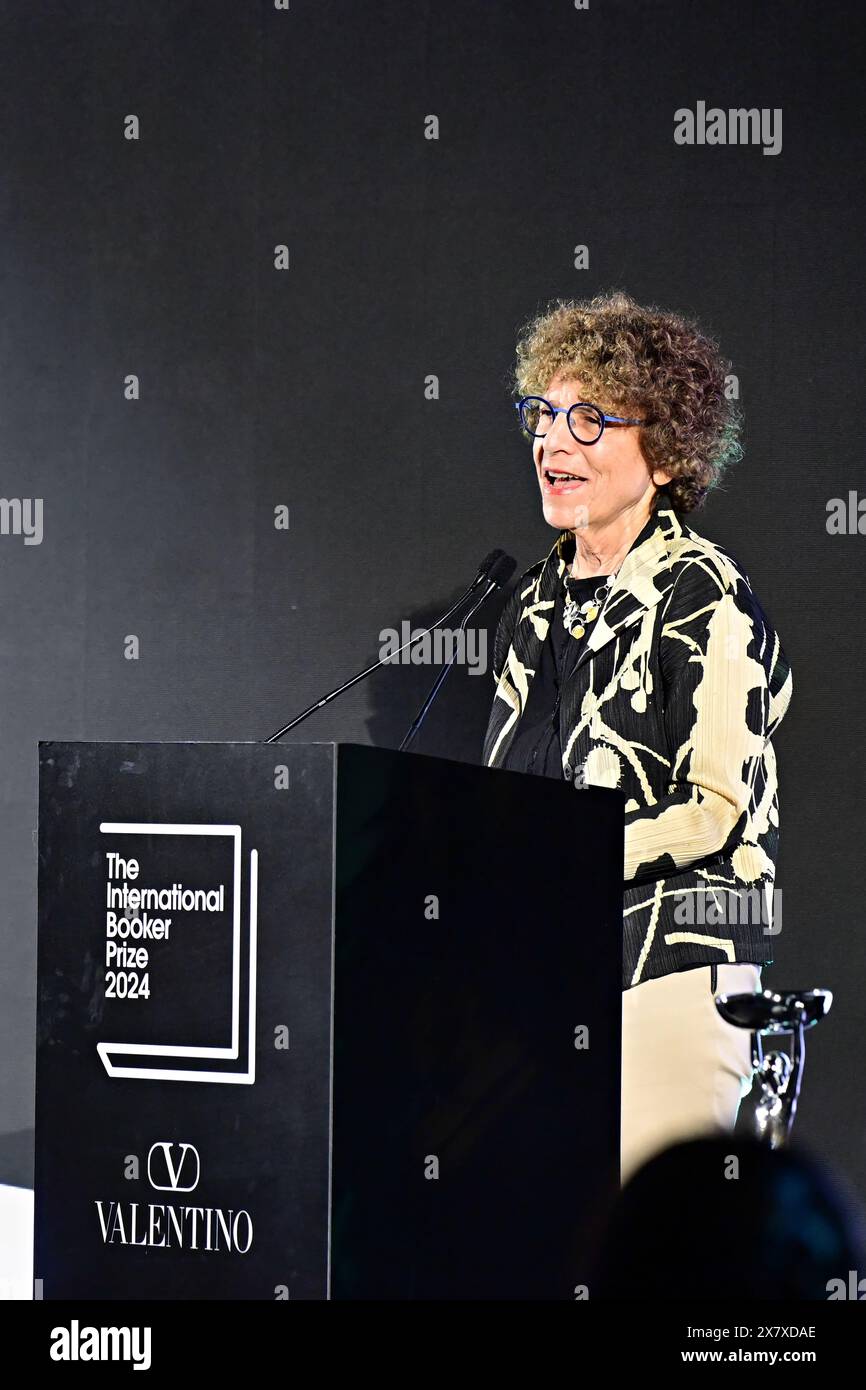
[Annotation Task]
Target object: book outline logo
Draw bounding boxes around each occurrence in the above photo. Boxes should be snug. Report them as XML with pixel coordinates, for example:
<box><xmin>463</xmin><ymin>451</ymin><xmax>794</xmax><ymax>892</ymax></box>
<box><xmin>96</xmin><ymin>823</ymin><xmax>258</xmax><ymax>1086</ymax></box>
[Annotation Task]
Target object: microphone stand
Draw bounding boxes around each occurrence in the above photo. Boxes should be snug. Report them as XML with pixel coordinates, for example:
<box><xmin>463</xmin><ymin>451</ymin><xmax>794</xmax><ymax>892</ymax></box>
<box><xmin>265</xmin><ymin>571</ymin><xmax>495</xmax><ymax>743</ymax></box>
<box><xmin>398</xmin><ymin>578</ymin><xmax>499</xmax><ymax>753</ymax></box>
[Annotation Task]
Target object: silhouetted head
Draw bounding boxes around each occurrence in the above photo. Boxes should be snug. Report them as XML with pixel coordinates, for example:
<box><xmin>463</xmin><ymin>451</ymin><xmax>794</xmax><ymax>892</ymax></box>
<box><xmin>589</xmin><ymin>1136</ymin><xmax>866</xmax><ymax>1301</ymax></box>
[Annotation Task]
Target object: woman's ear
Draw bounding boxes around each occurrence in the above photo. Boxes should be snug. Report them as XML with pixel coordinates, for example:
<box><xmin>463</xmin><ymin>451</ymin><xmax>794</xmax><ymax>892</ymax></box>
<box><xmin>652</xmin><ymin>466</ymin><xmax>674</xmax><ymax>487</ymax></box>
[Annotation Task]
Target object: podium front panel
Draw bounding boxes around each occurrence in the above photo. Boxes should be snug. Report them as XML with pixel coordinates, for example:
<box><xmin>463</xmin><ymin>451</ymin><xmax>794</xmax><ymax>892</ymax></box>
<box><xmin>36</xmin><ymin>740</ymin><xmax>335</xmax><ymax>1300</ymax></box>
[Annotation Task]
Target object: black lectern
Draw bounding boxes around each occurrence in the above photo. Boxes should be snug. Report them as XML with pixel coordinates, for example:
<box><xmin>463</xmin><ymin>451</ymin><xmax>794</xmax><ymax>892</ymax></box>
<box><xmin>35</xmin><ymin>741</ymin><xmax>624</xmax><ymax>1300</ymax></box>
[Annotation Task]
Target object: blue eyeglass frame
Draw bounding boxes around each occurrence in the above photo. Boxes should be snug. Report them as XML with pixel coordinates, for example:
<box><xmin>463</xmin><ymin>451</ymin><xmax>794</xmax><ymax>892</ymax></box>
<box><xmin>515</xmin><ymin>395</ymin><xmax>647</xmax><ymax>443</ymax></box>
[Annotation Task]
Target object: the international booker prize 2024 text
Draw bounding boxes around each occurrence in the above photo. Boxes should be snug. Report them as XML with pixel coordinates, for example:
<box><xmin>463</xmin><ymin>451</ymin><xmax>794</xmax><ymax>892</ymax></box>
<box><xmin>104</xmin><ymin>852</ymin><xmax>225</xmax><ymax>1001</ymax></box>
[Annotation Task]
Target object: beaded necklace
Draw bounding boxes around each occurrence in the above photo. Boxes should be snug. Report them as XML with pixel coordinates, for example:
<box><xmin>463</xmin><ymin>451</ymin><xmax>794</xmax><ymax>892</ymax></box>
<box><xmin>561</xmin><ymin>567</ymin><xmax>619</xmax><ymax>638</ymax></box>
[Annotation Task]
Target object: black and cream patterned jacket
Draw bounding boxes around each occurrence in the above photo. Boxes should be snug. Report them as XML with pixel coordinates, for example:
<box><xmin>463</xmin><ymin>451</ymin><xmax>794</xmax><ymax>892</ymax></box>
<box><xmin>482</xmin><ymin>503</ymin><xmax>793</xmax><ymax>989</ymax></box>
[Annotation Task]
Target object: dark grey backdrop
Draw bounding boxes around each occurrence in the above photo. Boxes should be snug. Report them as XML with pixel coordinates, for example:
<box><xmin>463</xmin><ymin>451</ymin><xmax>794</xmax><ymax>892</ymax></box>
<box><xmin>1</xmin><ymin>0</ymin><xmax>864</xmax><ymax>1206</ymax></box>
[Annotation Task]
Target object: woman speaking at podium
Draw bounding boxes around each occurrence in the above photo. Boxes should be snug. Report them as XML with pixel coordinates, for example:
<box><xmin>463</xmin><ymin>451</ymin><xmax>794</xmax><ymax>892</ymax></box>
<box><xmin>483</xmin><ymin>291</ymin><xmax>793</xmax><ymax>1185</ymax></box>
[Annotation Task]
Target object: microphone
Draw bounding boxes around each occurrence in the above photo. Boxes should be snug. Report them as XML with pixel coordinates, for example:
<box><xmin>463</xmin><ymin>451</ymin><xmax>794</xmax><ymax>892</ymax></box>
<box><xmin>264</xmin><ymin>550</ymin><xmax>511</xmax><ymax>743</ymax></box>
<box><xmin>399</xmin><ymin>551</ymin><xmax>516</xmax><ymax>752</ymax></box>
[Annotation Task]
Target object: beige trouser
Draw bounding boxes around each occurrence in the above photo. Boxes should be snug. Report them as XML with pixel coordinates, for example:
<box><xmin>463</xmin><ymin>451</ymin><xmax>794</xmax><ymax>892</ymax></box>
<box><xmin>620</xmin><ymin>962</ymin><xmax>761</xmax><ymax>1187</ymax></box>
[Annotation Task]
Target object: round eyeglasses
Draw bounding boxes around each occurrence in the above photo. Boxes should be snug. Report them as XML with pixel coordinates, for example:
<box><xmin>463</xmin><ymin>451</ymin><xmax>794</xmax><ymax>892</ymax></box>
<box><xmin>515</xmin><ymin>396</ymin><xmax>647</xmax><ymax>445</ymax></box>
